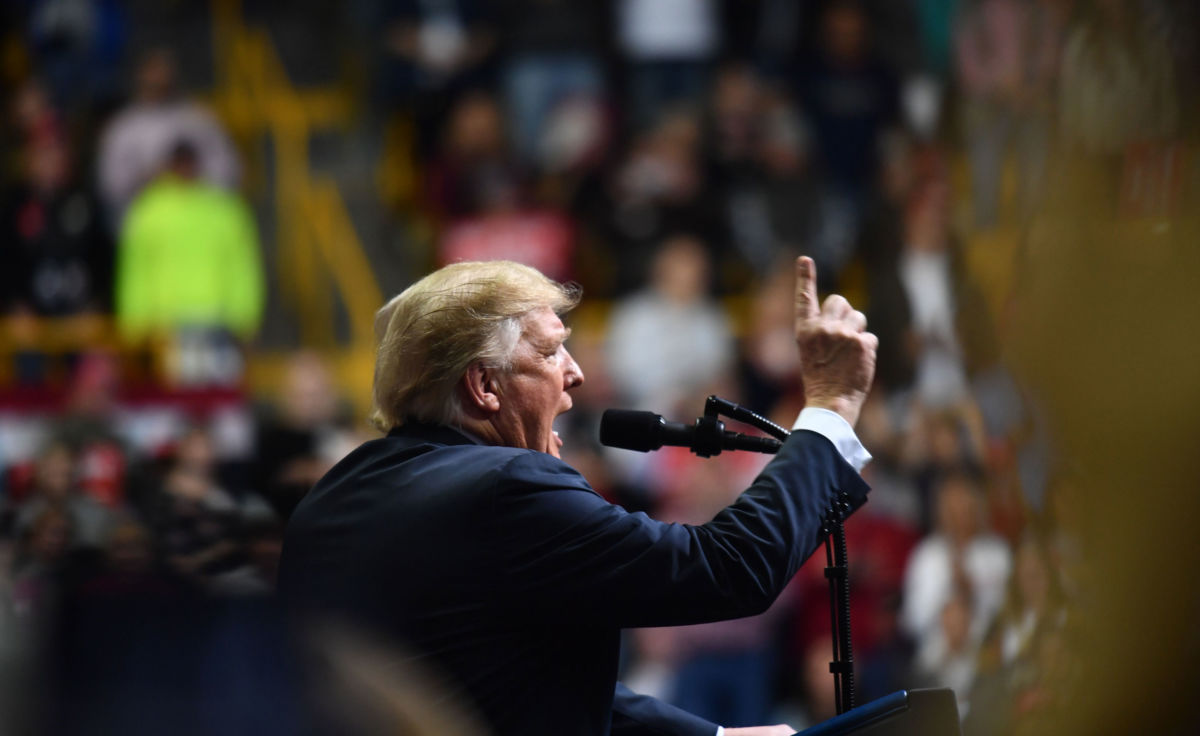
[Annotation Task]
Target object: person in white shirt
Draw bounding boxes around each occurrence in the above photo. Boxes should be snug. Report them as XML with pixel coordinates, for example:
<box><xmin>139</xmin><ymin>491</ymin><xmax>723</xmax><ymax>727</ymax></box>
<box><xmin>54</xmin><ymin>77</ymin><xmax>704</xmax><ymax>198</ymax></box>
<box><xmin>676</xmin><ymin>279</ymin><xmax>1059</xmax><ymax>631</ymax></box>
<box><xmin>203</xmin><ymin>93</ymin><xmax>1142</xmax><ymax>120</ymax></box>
<box><xmin>902</xmin><ymin>470</ymin><xmax>1012</xmax><ymax>648</ymax></box>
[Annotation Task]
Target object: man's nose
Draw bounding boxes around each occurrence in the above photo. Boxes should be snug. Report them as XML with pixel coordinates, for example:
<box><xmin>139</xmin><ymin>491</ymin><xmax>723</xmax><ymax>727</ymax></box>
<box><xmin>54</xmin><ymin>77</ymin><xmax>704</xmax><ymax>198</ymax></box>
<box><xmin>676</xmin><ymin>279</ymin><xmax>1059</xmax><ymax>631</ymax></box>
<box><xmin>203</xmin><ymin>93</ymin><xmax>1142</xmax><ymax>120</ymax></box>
<box><xmin>563</xmin><ymin>349</ymin><xmax>584</xmax><ymax>389</ymax></box>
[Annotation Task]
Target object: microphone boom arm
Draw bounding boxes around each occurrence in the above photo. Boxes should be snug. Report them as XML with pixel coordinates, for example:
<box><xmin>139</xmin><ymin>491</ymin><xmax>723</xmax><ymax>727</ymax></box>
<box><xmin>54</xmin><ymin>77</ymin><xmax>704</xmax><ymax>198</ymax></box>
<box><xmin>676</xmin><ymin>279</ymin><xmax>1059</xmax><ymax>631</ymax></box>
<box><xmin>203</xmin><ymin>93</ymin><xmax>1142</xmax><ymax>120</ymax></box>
<box><xmin>703</xmin><ymin>395</ymin><xmax>791</xmax><ymax>441</ymax></box>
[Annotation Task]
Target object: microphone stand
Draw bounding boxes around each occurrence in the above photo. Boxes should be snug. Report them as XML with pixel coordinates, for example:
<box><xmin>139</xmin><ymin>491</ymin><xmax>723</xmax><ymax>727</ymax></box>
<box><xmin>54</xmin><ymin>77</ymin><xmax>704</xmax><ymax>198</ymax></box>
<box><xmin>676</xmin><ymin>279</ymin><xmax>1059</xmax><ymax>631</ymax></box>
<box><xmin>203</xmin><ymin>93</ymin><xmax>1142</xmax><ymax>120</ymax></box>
<box><xmin>690</xmin><ymin>396</ymin><xmax>856</xmax><ymax>715</ymax></box>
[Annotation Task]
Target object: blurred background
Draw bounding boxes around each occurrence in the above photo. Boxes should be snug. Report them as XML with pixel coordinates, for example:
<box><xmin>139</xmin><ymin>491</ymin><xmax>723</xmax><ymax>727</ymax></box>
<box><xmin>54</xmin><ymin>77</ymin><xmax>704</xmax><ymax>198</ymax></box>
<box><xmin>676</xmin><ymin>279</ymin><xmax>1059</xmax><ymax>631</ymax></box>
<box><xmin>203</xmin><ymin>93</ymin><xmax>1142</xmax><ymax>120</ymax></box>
<box><xmin>0</xmin><ymin>0</ymin><xmax>1197</xmax><ymax>733</ymax></box>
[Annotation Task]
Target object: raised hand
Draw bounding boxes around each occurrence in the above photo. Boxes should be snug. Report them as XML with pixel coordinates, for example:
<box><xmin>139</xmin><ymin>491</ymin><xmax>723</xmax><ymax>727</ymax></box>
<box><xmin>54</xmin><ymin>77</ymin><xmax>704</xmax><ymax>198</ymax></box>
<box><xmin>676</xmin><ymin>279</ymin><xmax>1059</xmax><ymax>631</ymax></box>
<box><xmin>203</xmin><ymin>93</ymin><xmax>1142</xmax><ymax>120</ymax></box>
<box><xmin>793</xmin><ymin>256</ymin><xmax>877</xmax><ymax>426</ymax></box>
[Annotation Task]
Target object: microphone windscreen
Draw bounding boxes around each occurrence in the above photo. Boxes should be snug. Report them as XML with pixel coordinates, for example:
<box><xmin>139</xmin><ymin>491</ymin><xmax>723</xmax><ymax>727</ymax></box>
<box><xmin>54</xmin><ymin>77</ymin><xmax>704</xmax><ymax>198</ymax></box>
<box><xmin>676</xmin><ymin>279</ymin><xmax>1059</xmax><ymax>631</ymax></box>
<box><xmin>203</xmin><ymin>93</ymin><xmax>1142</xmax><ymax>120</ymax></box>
<box><xmin>599</xmin><ymin>409</ymin><xmax>664</xmax><ymax>452</ymax></box>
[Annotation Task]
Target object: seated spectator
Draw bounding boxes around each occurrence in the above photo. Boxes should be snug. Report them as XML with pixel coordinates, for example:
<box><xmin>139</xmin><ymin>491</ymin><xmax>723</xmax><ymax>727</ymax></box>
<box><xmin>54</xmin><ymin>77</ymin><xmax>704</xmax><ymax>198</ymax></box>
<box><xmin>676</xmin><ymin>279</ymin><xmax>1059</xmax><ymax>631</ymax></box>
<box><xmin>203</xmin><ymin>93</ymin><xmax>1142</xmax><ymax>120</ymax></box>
<box><xmin>1</xmin><ymin>135</ymin><xmax>112</xmax><ymax>318</ymax></box>
<box><xmin>616</xmin><ymin>0</ymin><xmax>719</xmax><ymax>129</ymax></box>
<box><xmin>854</xmin><ymin>584</ymin><xmax>917</xmax><ymax>704</ymax></box>
<box><xmin>582</xmin><ymin>109</ymin><xmax>736</xmax><ymax>295</ymax></box>
<box><xmin>52</xmin><ymin>352</ymin><xmax>128</xmax><ymax>509</ymax></box>
<box><xmin>531</xmin><ymin>96</ymin><xmax>612</xmax><ymax>217</ymax></box>
<box><xmin>97</xmin><ymin>48</ymin><xmax>240</xmax><ymax>225</ymax></box>
<box><xmin>497</xmin><ymin>0</ymin><xmax>609</xmax><ymax>164</ymax></box>
<box><xmin>114</xmin><ymin>141</ymin><xmax>264</xmax><ymax>384</ymax></box>
<box><xmin>965</xmin><ymin>529</ymin><xmax>1069</xmax><ymax>727</ymax></box>
<box><xmin>1058</xmin><ymin>0</ymin><xmax>1179</xmax><ymax>156</ymax></box>
<box><xmin>78</xmin><ymin>517</ymin><xmax>181</xmax><ymax>599</ymax></box>
<box><xmin>18</xmin><ymin>0</ymin><xmax>126</xmax><ymax>117</ymax></box>
<box><xmin>901</xmin><ymin>404</ymin><xmax>988</xmax><ymax>532</ymax></box>
<box><xmin>605</xmin><ymin>234</ymin><xmax>733</xmax><ymax>413</ymax></box>
<box><xmin>538</xmin><ymin>93</ymin><xmax>611</xmax><ymax>174</ymax></box>
<box><xmin>789</xmin><ymin>1</ymin><xmax>903</xmax><ymax>286</ymax></box>
<box><xmin>794</xmin><ymin>0</ymin><xmax>900</xmax><ymax>200</ymax></box>
<box><xmin>898</xmin><ymin>175</ymin><xmax>969</xmax><ymax>409</ymax></box>
<box><xmin>914</xmin><ymin>587</ymin><xmax>980</xmax><ymax>717</ymax></box>
<box><xmin>995</xmin><ymin>532</ymin><xmax>1066</xmax><ymax>668</ymax></box>
<box><xmin>750</xmin><ymin>102</ymin><xmax>823</xmax><ymax>267</ymax></box>
<box><xmin>434</xmin><ymin>97</ymin><xmax>577</xmax><ymax>281</ymax></box>
<box><xmin>901</xmin><ymin>471</ymin><xmax>1012</xmax><ymax>654</ymax></box>
<box><xmin>144</xmin><ymin>426</ymin><xmax>241</xmax><ymax>584</ymax></box>
<box><xmin>737</xmin><ymin>259</ymin><xmax>803</xmax><ymax>413</ymax></box>
<box><xmin>9</xmin><ymin>506</ymin><xmax>73</xmax><ymax>621</ymax></box>
<box><xmin>852</xmin><ymin>389</ymin><xmax>922</xmax><ymax>526</ymax></box>
<box><xmin>856</xmin><ymin>133</ymin><xmax>917</xmax><ymax>392</ymax></box>
<box><xmin>954</xmin><ymin>0</ymin><xmax>1065</xmax><ymax>226</ymax></box>
<box><xmin>705</xmin><ymin>62</ymin><xmax>769</xmax><ymax>183</ymax></box>
<box><xmin>376</xmin><ymin>0</ymin><xmax>497</xmax><ymax>158</ymax></box>
<box><xmin>710</xmin><ymin>69</ymin><xmax>823</xmax><ymax>278</ymax></box>
<box><xmin>15</xmin><ymin>440</ymin><xmax>112</xmax><ymax>551</ymax></box>
<box><xmin>253</xmin><ymin>352</ymin><xmax>356</xmax><ymax>521</ymax></box>
<box><xmin>8</xmin><ymin>79</ymin><xmax>64</xmax><ymax>151</ymax></box>
<box><xmin>426</xmin><ymin>91</ymin><xmax>528</xmax><ymax>219</ymax></box>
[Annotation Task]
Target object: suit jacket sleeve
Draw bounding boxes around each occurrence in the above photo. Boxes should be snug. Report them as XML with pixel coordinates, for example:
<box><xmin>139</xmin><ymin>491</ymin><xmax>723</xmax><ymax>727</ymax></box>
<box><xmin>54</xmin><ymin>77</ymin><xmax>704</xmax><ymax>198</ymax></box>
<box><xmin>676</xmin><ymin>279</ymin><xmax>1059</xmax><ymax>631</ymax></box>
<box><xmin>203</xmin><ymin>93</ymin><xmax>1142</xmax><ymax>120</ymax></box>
<box><xmin>481</xmin><ymin>429</ymin><xmax>869</xmax><ymax>628</ymax></box>
<box><xmin>611</xmin><ymin>683</ymin><xmax>717</xmax><ymax>736</ymax></box>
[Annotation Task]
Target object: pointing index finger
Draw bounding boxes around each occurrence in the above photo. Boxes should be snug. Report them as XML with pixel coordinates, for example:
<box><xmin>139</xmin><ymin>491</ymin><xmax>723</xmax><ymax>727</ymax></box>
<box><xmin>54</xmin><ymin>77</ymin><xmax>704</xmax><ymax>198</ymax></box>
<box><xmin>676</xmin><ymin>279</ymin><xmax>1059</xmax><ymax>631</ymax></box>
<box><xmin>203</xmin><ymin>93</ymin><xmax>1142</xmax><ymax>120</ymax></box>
<box><xmin>795</xmin><ymin>256</ymin><xmax>819</xmax><ymax>321</ymax></box>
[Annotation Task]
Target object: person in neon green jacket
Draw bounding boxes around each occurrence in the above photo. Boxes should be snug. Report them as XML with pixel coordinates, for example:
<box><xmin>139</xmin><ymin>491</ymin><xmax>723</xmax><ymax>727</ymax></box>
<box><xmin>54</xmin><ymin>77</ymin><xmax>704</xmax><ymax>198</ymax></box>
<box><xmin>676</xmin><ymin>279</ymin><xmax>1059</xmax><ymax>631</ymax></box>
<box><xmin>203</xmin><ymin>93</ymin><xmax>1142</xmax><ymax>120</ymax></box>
<box><xmin>116</xmin><ymin>142</ymin><xmax>264</xmax><ymax>343</ymax></box>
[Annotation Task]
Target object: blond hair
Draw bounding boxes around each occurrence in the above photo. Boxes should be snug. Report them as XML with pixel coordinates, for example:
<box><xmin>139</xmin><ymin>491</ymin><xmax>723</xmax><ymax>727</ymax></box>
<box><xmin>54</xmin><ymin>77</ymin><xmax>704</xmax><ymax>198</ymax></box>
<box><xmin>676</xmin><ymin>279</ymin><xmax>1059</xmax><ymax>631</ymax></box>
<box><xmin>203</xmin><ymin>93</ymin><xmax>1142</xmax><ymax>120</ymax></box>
<box><xmin>370</xmin><ymin>261</ymin><xmax>580</xmax><ymax>432</ymax></box>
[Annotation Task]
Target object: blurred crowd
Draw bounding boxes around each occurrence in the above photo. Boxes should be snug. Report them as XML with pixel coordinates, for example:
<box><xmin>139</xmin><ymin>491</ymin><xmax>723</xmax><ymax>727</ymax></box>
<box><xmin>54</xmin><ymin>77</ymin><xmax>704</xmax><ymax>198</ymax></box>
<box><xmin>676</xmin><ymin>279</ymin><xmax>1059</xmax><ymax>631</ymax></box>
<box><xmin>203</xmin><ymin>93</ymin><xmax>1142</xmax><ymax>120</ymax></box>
<box><xmin>1</xmin><ymin>0</ymin><xmax>1196</xmax><ymax>733</ymax></box>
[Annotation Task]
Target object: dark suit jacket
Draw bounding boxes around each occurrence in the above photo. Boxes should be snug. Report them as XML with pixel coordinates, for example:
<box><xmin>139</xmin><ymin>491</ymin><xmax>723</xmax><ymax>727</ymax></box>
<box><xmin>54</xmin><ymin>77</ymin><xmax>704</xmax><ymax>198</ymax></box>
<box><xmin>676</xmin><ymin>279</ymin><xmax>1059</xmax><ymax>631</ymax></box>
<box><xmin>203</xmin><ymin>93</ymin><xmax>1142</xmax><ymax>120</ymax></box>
<box><xmin>278</xmin><ymin>422</ymin><xmax>869</xmax><ymax>735</ymax></box>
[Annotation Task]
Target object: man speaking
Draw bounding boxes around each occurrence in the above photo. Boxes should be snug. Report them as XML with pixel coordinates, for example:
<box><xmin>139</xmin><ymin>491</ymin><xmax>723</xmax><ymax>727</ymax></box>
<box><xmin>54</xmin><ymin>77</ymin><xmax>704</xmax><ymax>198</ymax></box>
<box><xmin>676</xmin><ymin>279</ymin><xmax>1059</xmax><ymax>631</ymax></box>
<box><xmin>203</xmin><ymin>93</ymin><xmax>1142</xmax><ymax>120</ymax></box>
<box><xmin>279</xmin><ymin>257</ymin><xmax>877</xmax><ymax>735</ymax></box>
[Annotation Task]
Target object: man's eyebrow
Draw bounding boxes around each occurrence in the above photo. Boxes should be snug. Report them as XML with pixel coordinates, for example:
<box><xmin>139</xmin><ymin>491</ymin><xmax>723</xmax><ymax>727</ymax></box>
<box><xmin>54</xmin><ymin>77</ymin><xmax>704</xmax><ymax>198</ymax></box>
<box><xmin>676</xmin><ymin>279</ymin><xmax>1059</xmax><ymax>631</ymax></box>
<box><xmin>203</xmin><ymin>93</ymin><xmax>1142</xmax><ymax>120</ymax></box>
<box><xmin>537</xmin><ymin>327</ymin><xmax>571</xmax><ymax>351</ymax></box>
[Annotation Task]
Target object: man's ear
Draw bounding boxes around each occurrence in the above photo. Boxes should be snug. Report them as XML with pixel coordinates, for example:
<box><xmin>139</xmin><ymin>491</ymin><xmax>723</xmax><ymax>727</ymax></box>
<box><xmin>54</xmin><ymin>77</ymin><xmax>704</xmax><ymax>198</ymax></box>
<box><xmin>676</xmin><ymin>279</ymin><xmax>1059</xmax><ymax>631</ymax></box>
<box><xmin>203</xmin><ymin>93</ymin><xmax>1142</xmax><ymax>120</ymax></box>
<box><xmin>462</xmin><ymin>361</ymin><xmax>501</xmax><ymax>414</ymax></box>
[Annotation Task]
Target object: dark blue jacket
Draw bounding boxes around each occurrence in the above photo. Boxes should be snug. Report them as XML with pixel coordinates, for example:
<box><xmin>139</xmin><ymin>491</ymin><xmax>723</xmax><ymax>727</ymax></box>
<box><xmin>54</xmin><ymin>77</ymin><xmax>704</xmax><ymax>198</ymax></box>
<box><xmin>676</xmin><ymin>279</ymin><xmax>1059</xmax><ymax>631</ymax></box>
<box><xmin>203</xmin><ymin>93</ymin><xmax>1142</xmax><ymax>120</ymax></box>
<box><xmin>279</xmin><ymin>422</ymin><xmax>869</xmax><ymax>735</ymax></box>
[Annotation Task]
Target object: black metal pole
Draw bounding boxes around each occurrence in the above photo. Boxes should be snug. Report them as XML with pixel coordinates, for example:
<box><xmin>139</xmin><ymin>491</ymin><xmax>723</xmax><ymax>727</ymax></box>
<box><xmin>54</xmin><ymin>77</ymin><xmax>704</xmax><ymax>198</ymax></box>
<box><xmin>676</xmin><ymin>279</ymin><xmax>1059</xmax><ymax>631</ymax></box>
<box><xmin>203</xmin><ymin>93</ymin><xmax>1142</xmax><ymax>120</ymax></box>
<box><xmin>695</xmin><ymin>397</ymin><xmax>858</xmax><ymax>714</ymax></box>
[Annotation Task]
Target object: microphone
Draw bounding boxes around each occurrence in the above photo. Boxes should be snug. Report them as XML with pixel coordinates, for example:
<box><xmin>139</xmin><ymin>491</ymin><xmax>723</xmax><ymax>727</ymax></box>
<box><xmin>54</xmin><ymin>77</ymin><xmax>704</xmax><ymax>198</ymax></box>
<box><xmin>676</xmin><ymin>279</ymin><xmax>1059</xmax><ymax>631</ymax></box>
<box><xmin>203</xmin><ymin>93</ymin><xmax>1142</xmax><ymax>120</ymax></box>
<box><xmin>599</xmin><ymin>409</ymin><xmax>783</xmax><ymax>457</ymax></box>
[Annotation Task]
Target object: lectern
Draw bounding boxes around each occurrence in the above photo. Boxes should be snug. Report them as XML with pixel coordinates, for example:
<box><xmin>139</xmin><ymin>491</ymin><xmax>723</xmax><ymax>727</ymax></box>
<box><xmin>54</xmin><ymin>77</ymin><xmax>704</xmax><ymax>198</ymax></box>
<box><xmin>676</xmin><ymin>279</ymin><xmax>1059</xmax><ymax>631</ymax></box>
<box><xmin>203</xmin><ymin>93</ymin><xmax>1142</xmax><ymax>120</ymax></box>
<box><xmin>795</xmin><ymin>688</ymin><xmax>961</xmax><ymax>736</ymax></box>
